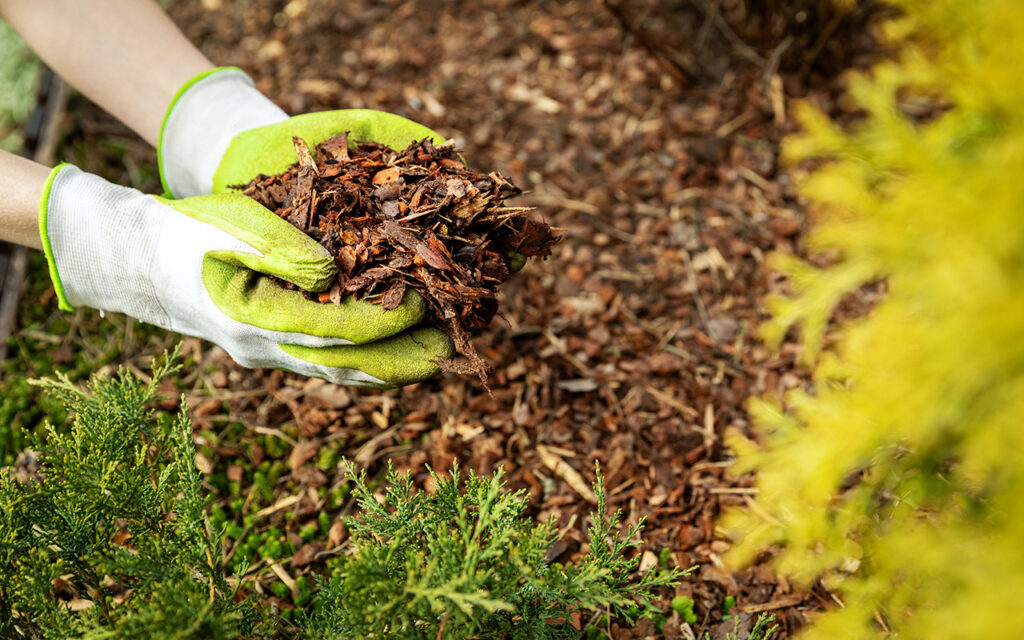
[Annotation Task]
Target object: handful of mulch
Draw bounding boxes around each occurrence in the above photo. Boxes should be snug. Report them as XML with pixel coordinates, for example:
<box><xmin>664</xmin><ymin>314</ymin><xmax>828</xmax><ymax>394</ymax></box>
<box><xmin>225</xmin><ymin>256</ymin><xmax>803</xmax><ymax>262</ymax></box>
<box><xmin>233</xmin><ymin>133</ymin><xmax>560</xmax><ymax>384</ymax></box>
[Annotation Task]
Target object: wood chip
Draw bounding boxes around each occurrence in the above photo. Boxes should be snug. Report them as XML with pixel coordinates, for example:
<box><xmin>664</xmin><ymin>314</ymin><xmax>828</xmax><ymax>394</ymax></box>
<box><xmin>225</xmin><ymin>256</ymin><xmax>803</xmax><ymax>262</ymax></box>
<box><xmin>537</xmin><ymin>444</ymin><xmax>597</xmax><ymax>504</ymax></box>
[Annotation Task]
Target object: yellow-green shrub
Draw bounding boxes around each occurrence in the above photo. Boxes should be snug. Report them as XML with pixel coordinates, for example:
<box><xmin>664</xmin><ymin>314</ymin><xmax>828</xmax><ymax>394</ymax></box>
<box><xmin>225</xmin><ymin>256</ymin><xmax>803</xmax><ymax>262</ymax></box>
<box><xmin>724</xmin><ymin>0</ymin><xmax>1024</xmax><ymax>637</ymax></box>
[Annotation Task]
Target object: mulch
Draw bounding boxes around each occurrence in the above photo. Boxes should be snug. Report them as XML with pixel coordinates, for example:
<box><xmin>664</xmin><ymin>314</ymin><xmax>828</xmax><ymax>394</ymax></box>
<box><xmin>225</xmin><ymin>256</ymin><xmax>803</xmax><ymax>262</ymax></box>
<box><xmin>62</xmin><ymin>0</ymin><xmax>885</xmax><ymax>636</ymax></box>
<box><xmin>234</xmin><ymin>134</ymin><xmax>559</xmax><ymax>383</ymax></box>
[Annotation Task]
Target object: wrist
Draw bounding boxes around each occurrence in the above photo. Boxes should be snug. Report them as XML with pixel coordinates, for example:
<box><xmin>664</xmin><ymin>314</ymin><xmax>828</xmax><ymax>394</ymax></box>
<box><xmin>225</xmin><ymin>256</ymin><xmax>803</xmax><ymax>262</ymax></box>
<box><xmin>0</xmin><ymin>150</ymin><xmax>50</xmax><ymax>250</ymax></box>
<box><xmin>158</xmin><ymin>67</ymin><xmax>287</xmax><ymax>198</ymax></box>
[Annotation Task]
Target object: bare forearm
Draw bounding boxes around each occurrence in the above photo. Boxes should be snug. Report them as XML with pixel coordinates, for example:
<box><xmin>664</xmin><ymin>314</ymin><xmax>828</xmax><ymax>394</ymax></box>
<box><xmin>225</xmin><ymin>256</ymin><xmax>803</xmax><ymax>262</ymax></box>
<box><xmin>0</xmin><ymin>0</ymin><xmax>214</xmax><ymax>147</ymax></box>
<box><xmin>0</xmin><ymin>151</ymin><xmax>50</xmax><ymax>250</ymax></box>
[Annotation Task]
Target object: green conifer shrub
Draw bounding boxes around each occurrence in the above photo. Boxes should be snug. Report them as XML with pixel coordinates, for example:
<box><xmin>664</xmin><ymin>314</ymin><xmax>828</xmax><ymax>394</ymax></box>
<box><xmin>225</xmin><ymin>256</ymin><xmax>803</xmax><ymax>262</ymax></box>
<box><xmin>308</xmin><ymin>462</ymin><xmax>686</xmax><ymax>639</ymax></box>
<box><xmin>1</xmin><ymin>349</ymin><xmax>684</xmax><ymax>638</ymax></box>
<box><xmin>724</xmin><ymin>0</ymin><xmax>1024</xmax><ymax>637</ymax></box>
<box><xmin>0</xmin><ymin>348</ymin><xmax>272</xmax><ymax>638</ymax></box>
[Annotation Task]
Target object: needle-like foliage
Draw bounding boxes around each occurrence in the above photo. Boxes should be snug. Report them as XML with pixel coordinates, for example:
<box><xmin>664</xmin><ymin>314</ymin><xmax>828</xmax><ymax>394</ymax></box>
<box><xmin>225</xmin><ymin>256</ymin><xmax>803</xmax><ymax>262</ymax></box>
<box><xmin>307</xmin><ymin>461</ymin><xmax>687</xmax><ymax>639</ymax></box>
<box><xmin>725</xmin><ymin>0</ymin><xmax>1024</xmax><ymax>637</ymax></box>
<box><xmin>2</xmin><ymin>349</ymin><xmax>682</xmax><ymax>638</ymax></box>
<box><xmin>0</xmin><ymin>347</ymin><xmax>271</xmax><ymax>639</ymax></box>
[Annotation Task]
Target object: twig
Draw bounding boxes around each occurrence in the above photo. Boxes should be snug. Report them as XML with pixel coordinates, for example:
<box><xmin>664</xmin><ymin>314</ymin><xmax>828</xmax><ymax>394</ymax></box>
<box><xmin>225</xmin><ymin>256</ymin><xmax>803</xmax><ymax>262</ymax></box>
<box><xmin>221</xmin><ymin>522</ymin><xmax>254</xmax><ymax>569</ymax></box>
<box><xmin>707</xmin><ymin>5</ymin><xmax>766</xmax><ymax>65</ymax></box>
<box><xmin>536</xmin><ymin>445</ymin><xmax>598</xmax><ymax>504</ymax></box>
<box><xmin>252</xmin><ymin>426</ymin><xmax>298</xmax><ymax>448</ymax></box>
<box><xmin>703</xmin><ymin>404</ymin><xmax>717</xmax><ymax>450</ymax></box>
<box><xmin>268</xmin><ymin>559</ymin><xmax>299</xmax><ymax>600</ymax></box>
<box><xmin>743</xmin><ymin>494</ymin><xmax>785</xmax><ymax>528</ymax></box>
<box><xmin>646</xmin><ymin>386</ymin><xmax>700</xmax><ymax>420</ymax></box>
<box><xmin>681</xmin><ymin>251</ymin><xmax>712</xmax><ymax>334</ymax></box>
<box><xmin>253</xmin><ymin>494</ymin><xmax>303</xmax><ymax>520</ymax></box>
<box><xmin>602</xmin><ymin>0</ymin><xmax>700</xmax><ymax>87</ymax></box>
<box><xmin>709</xmin><ymin>487</ymin><xmax>759</xmax><ymax>495</ymax></box>
<box><xmin>205</xmin><ymin>548</ymin><xmax>216</xmax><ymax>604</ymax></box>
<box><xmin>800</xmin><ymin>7</ymin><xmax>849</xmax><ymax>77</ymax></box>
<box><xmin>353</xmin><ymin>424</ymin><xmax>402</xmax><ymax>467</ymax></box>
<box><xmin>738</xmin><ymin>594</ymin><xmax>803</xmax><ymax>614</ymax></box>
<box><xmin>764</xmin><ymin>35</ymin><xmax>794</xmax><ymax>80</ymax></box>
<box><xmin>765</xmin><ymin>36</ymin><xmax>792</xmax><ymax>126</ymax></box>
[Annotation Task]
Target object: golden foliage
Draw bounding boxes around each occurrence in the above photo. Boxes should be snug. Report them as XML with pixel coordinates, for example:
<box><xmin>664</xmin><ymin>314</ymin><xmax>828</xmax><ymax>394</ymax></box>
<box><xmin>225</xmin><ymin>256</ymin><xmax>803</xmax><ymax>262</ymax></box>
<box><xmin>724</xmin><ymin>0</ymin><xmax>1024</xmax><ymax>637</ymax></box>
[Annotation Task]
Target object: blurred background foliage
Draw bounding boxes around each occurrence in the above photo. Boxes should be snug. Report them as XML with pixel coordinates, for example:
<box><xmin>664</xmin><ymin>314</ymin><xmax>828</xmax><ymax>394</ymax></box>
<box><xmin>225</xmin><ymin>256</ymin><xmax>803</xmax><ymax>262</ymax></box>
<box><xmin>0</xmin><ymin>20</ymin><xmax>38</xmax><ymax>152</ymax></box>
<box><xmin>726</xmin><ymin>0</ymin><xmax>1024</xmax><ymax>637</ymax></box>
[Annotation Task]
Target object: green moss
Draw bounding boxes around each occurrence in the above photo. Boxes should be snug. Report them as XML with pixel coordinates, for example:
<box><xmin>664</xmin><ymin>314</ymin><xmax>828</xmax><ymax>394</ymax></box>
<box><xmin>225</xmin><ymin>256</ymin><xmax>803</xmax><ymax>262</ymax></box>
<box><xmin>658</xmin><ymin>547</ymin><xmax>673</xmax><ymax>567</ymax></box>
<box><xmin>671</xmin><ymin>595</ymin><xmax>697</xmax><ymax>625</ymax></box>
<box><xmin>316</xmin><ymin>446</ymin><xmax>338</xmax><ymax>471</ymax></box>
<box><xmin>299</xmin><ymin>523</ymin><xmax>318</xmax><ymax>542</ymax></box>
<box><xmin>722</xmin><ymin>594</ymin><xmax>736</xmax><ymax>614</ymax></box>
<box><xmin>294</xmin><ymin>576</ymin><xmax>314</xmax><ymax>607</ymax></box>
<box><xmin>270</xmin><ymin>582</ymin><xmax>290</xmax><ymax>599</ymax></box>
<box><xmin>0</xmin><ymin>21</ymin><xmax>39</xmax><ymax>152</ymax></box>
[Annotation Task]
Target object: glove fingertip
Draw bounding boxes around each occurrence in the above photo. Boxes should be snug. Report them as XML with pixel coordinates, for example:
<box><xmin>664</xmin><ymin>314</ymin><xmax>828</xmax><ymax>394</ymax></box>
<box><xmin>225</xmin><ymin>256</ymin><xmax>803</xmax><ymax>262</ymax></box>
<box><xmin>280</xmin><ymin>326</ymin><xmax>453</xmax><ymax>387</ymax></box>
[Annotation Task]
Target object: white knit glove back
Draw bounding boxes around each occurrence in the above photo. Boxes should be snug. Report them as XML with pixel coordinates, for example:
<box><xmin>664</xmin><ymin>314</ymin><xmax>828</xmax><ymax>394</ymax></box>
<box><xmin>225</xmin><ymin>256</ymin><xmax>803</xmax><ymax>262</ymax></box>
<box><xmin>160</xmin><ymin>68</ymin><xmax>287</xmax><ymax>198</ymax></box>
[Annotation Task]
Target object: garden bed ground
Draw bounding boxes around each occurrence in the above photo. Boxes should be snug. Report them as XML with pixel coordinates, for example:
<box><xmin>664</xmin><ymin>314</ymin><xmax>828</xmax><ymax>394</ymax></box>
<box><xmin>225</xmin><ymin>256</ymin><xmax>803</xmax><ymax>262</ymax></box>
<box><xmin>6</xmin><ymin>0</ymin><xmax>884</xmax><ymax>637</ymax></box>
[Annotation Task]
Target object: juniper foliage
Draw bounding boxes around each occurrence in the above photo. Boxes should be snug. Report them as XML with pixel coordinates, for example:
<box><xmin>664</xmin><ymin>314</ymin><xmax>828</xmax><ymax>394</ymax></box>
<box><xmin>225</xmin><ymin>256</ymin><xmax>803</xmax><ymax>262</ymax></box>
<box><xmin>2</xmin><ymin>350</ymin><xmax>683</xmax><ymax>639</ymax></box>
<box><xmin>308</xmin><ymin>461</ymin><xmax>687</xmax><ymax>639</ymax></box>
<box><xmin>725</xmin><ymin>0</ymin><xmax>1024</xmax><ymax>637</ymax></box>
<box><xmin>0</xmin><ymin>348</ymin><xmax>271</xmax><ymax>639</ymax></box>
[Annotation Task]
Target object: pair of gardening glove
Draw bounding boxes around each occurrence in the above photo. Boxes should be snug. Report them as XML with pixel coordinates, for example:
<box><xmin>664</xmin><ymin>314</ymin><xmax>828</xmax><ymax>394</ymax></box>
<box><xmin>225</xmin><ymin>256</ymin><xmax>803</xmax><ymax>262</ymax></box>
<box><xmin>40</xmin><ymin>67</ymin><xmax>453</xmax><ymax>387</ymax></box>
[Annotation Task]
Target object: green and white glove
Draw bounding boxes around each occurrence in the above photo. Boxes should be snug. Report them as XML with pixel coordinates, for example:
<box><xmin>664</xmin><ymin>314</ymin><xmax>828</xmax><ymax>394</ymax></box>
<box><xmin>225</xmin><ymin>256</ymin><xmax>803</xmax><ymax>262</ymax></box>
<box><xmin>158</xmin><ymin>67</ymin><xmax>444</xmax><ymax>197</ymax></box>
<box><xmin>38</xmin><ymin>164</ymin><xmax>452</xmax><ymax>388</ymax></box>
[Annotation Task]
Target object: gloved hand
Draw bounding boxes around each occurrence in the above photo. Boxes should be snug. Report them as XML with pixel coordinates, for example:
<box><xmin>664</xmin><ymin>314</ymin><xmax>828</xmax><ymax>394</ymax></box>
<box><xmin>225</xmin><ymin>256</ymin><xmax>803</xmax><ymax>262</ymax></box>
<box><xmin>157</xmin><ymin>67</ymin><xmax>444</xmax><ymax>197</ymax></box>
<box><xmin>38</xmin><ymin>164</ymin><xmax>452</xmax><ymax>388</ymax></box>
<box><xmin>148</xmin><ymin>67</ymin><xmax>455</xmax><ymax>385</ymax></box>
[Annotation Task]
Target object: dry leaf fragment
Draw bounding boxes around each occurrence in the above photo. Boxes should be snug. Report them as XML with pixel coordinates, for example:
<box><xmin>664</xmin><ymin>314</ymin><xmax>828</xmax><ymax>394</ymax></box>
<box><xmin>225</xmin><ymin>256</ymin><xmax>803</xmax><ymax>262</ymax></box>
<box><xmin>516</xmin><ymin>217</ymin><xmax>559</xmax><ymax>257</ymax></box>
<box><xmin>194</xmin><ymin>452</ymin><xmax>214</xmax><ymax>475</ymax></box>
<box><xmin>292</xmin><ymin>542</ymin><xmax>324</xmax><ymax>568</ymax></box>
<box><xmin>328</xmin><ymin>281</ymin><xmax>343</xmax><ymax>305</ymax></box>
<box><xmin>328</xmin><ymin>520</ymin><xmax>346</xmax><ymax>548</ymax></box>
<box><xmin>382</xmin><ymin>280</ymin><xmax>407</xmax><ymax>310</ymax></box>
<box><xmin>381</xmin><ymin>219</ymin><xmax>452</xmax><ymax>271</ymax></box>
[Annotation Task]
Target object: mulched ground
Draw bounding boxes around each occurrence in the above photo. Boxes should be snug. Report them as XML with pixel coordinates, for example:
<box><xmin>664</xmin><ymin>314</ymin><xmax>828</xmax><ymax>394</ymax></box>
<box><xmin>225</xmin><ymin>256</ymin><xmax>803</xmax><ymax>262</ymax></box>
<box><xmin>53</xmin><ymin>1</ymin><xmax>885</xmax><ymax>637</ymax></box>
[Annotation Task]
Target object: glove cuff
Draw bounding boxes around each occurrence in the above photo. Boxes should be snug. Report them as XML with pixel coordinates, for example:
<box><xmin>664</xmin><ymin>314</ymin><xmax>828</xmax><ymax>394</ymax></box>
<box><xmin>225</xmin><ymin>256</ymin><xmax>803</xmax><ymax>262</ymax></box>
<box><xmin>40</xmin><ymin>164</ymin><xmax>170</xmax><ymax>326</ymax></box>
<box><xmin>158</xmin><ymin>67</ymin><xmax>287</xmax><ymax>198</ymax></box>
<box><xmin>38</xmin><ymin>163</ymin><xmax>73</xmax><ymax>311</ymax></box>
